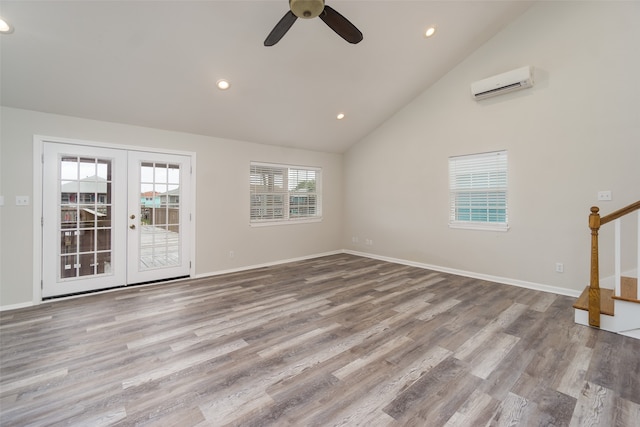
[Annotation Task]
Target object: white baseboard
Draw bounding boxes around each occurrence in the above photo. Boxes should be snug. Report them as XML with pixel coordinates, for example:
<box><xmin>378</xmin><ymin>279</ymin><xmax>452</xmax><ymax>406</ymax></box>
<box><xmin>3</xmin><ymin>248</ymin><xmax>581</xmax><ymax>312</ymax></box>
<box><xmin>344</xmin><ymin>250</ymin><xmax>582</xmax><ymax>298</ymax></box>
<box><xmin>194</xmin><ymin>250</ymin><xmax>344</xmax><ymax>280</ymax></box>
<box><xmin>0</xmin><ymin>301</ymin><xmax>35</xmax><ymax>312</ymax></box>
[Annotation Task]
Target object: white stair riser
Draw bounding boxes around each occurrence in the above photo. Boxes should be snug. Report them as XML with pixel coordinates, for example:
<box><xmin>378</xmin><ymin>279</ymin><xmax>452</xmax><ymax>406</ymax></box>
<box><xmin>614</xmin><ymin>300</ymin><xmax>640</xmax><ymax>332</ymax></box>
<box><xmin>619</xmin><ymin>329</ymin><xmax>640</xmax><ymax>339</ymax></box>
<box><xmin>574</xmin><ymin>309</ymin><xmax>617</xmax><ymax>331</ymax></box>
<box><xmin>574</xmin><ymin>299</ymin><xmax>640</xmax><ymax>338</ymax></box>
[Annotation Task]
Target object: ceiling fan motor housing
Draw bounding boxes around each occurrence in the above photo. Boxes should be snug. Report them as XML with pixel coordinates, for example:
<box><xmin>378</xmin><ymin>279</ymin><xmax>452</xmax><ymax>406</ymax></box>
<box><xmin>290</xmin><ymin>0</ymin><xmax>325</xmax><ymax>19</ymax></box>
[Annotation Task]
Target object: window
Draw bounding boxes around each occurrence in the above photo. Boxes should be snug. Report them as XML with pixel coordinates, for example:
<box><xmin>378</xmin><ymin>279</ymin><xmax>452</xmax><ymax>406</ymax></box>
<box><xmin>449</xmin><ymin>150</ymin><xmax>508</xmax><ymax>231</ymax></box>
<box><xmin>250</xmin><ymin>162</ymin><xmax>321</xmax><ymax>224</ymax></box>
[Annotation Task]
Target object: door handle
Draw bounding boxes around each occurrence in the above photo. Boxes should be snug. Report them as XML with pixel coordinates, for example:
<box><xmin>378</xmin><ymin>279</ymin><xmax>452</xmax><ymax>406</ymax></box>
<box><xmin>130</xmin><ymin>214</ymin><xmax>136</xmax><ymax>219</ymax></box>
<box><xmin>130</xmin><ymin>224</ymin><xmax>136</xmax><ymax>230</ymax></box>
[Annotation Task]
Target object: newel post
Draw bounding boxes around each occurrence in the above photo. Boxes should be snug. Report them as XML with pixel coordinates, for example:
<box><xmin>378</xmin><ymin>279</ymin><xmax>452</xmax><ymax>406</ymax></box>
<box><xmin>589</xmin><ymin>206</ymin><xmax>601</xmax><ymax>327</ymax></box>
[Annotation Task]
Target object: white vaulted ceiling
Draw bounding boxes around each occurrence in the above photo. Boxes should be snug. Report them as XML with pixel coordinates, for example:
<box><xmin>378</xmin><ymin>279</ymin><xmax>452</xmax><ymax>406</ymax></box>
<box><xmin>0</xmin><ymin>1</ymin><xmax>533</xmax><ymax>153</ymax></box>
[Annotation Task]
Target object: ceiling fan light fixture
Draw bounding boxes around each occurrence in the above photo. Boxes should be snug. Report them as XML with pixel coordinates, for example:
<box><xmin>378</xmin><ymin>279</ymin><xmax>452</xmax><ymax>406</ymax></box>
<box><xmin>424</xmin><ymin>26</ymin><xmax>436</xmax><ymax>38</ymax></box>
<box><xmin>216</xmin><ymin>79</ymin><xmax>230</xmax><ymax>90</ymax></box>
<box><xmin>290</xmin><ymin>0</ymin><xmax>325</xmax><ymax>19</ymax></box>
<box><xmin>0</xmin><ymin>17</ymin><xmax>14</xmax><ymax>34</ymax></box>
<box><xmin>264</xmin><ymin>0</ymin><xmax>362</xmax><ymax>46</ymax></box>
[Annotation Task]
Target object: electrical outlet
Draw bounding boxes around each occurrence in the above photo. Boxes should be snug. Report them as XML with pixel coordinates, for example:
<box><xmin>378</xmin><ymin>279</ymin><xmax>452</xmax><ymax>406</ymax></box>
<box><xmin>365</xmin><ymin>239</ymin><xmax>373</xmax><ymax>246</ymax></box>
<box><xmin>352</xmin><ymin>236</ymin><xmax>359</xmax><ymax>243</ymax></box>
<box><xmin>229</xmin><ymin>250</ymin><xmax>235</xmax><ymax>258</ymax></box>
<box><xmin>555</xmin><ymin>262</ymin><xmax>564</xmax><ymax>273</ymax></box>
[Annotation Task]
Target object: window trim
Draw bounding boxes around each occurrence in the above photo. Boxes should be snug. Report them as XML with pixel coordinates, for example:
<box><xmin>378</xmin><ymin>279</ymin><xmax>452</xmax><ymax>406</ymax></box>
<box><xmin>249</xmin><ymin>161</ymin><xmax>322</xmax><ymax>227</ymax></box>
<box><xmin>448</xmin><ymin>150</ymin><xmax>509</xmax><ymax>232</ymax></box>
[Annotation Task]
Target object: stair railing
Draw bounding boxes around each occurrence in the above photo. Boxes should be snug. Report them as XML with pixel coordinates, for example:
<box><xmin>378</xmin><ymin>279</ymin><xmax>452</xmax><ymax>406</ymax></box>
<box><xmin>588</xmin><ymin>200</ymin><xmax>640</xmax><ymax>327</ymax></box>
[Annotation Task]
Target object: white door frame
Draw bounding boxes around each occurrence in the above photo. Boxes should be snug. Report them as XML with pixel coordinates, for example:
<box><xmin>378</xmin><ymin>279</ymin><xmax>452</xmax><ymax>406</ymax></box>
<box><xmin>33</xmin><ymin>135</ymin><xmax>196</xmax><ymax>303</ymax></box>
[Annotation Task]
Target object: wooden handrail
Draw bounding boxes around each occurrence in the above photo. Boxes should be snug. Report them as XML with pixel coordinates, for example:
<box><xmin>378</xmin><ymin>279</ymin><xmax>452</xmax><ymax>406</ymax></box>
<box><xmin>588</xmin><ymin>200</ymin><xmax>640</xmax><ymax>327</ymax></box>
<box><xmin>601</xmin><ymin>200</ymin><xmax>640</xmax><ymax>225</ymax></box>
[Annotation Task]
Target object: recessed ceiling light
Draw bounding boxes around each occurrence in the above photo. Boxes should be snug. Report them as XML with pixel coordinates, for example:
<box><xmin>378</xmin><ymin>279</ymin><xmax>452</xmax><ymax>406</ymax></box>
<box><xmin>336</xmin><ymin>113</ymin><xmax>345</xmax><ymax>120</ymax></box>
<box><xmin>424</xmin><ymin>26</ymin><xmax>436</xmax><ymax>38</ymax></box>
<box><xmin>0</xmin><ymin>17</ymin><xmax>14</xmax><ymax>34</ymax></box>
<box><xmin>216</xmin><ymin>79</ymin><xmax>230</xmax><ymax>90</ymax></box>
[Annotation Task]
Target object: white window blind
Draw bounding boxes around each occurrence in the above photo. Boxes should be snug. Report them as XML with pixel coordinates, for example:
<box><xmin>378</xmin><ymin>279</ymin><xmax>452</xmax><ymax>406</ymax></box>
<box><xmin>449</xmin><ymin>150</ymin><xmax>508</xmax><ymax>231</ymax></box>
<box><xmin>250</xmin><ymin>162</ymin><xmax>321</xmax><ymax>224</ymax></box>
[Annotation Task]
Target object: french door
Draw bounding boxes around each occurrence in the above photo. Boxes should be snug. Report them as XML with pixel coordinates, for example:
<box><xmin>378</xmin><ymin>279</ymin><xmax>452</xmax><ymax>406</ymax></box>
<box><xmin>42</xmin><ymin>142</ymin><xmax>191</xmax><ymax>298</ymax></box>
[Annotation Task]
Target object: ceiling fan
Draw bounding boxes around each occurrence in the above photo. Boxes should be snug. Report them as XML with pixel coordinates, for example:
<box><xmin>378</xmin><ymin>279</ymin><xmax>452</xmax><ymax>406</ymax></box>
<box><xmin>264</xmin><ymin>0</ymin><xmax>363</xmax><ymax>46</ymax></box>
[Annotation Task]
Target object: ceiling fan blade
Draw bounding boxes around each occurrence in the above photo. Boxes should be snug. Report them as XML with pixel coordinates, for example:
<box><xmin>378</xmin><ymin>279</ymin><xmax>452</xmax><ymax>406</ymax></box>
<box><xmin>319</xmin><ymin>5</ymin><xmax>363</xmax><ymax>44</ymax></box>
<box><xmin>264</xmin><ymin>11</ymin><xmax>298</xmax><ymax>46</ymax></box>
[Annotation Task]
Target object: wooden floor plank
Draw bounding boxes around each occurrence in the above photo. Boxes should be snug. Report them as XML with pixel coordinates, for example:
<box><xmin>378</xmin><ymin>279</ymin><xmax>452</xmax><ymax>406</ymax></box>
<box><xmin>0</xmin><ymin>254</ymin><xmax>637</xmax><ymax>426</ymax></box>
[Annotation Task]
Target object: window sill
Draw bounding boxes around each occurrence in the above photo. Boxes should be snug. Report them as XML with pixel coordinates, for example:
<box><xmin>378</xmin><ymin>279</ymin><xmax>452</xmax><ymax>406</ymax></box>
<box><xmin>250</xmin><ymin>218</ymin><xmax>322</xmax><ymax>227</ymax></box>
<box><xmin>449</xmin><ymin>222</ymin><xmax>509</xmax><ymax>232</ymax></box>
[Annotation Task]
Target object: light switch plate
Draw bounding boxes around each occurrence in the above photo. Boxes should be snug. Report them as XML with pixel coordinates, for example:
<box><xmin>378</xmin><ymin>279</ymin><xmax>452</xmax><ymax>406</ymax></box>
<box><xmin>16</xmin><ymin>196</ymin><xmax>30</xmax><ymax>206</ymax></box>
<box><xmin>597</xmin><ymin>191</ymin><xmax>612</xmax><ymax>201</ymax></box>
<box><xmin>0</xmin><ymin>195</ymin><xmax>4</xmax><ymax>206</ymax></box>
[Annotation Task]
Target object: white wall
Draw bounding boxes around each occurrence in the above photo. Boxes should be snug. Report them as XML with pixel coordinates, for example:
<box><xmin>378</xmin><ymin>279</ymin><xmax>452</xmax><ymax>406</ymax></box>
<box><xmin>343</xmin><ymin>1</ymin><xmax>640</xmax><ymax>294</ymax></box>
<box><xmin>0</xmin><ymin>107</ymin><xmax>343</xmax><ymax>307</ymax></box>
<box><xmin>2</xmin><ymin>1</ymin><xmax>639</xmax><ymax>308</ymax></box>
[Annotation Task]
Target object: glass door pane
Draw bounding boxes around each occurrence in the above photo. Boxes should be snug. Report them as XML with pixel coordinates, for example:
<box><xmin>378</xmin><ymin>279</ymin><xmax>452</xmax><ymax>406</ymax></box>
<box><xmin>58</xmin><ymin>156</ymin><xmax>113</xmax><ymax>279</ymax></box>
<box><xmin>139</xmin><ymin>162</ymin><xmax>181</xmax><ymax>270</ymax></box>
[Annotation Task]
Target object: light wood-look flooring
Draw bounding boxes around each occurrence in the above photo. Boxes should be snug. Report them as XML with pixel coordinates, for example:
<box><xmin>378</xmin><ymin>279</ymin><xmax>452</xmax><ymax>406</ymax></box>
<box><xmin>1</xmin><ymin>254</ymin><xmax>639</xmax><ymax>426</ymax></box>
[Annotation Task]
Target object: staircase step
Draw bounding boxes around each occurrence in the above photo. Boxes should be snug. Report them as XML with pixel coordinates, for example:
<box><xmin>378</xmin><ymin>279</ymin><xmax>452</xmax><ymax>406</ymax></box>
<box><xmin>573</xmin><ymin>286</ymin><xmax>615</xmax><ymax>316</ymax></box>
<box><xmin>612</xmin><ymin>276</ymin><xmax>640</xmax><ymax>304</ymax></box>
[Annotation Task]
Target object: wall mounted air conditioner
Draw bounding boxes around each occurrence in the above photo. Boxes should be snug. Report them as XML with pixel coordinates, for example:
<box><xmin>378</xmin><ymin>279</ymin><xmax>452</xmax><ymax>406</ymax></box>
<box><xmin>471</xmin><ymin>66</ymin><xmax>534</xmax><ymax>100</ymax></box>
